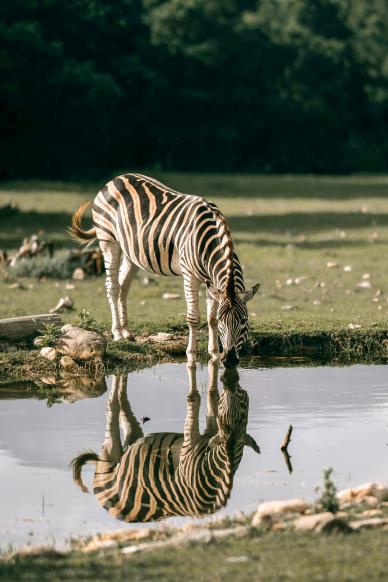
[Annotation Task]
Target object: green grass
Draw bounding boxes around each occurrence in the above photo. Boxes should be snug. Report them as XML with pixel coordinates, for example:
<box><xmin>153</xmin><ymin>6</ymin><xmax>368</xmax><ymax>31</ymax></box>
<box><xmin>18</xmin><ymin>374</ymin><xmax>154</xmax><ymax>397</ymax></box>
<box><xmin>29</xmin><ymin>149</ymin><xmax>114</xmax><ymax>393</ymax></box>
<box><xmin>1</xmin><ymin>173</ymin><xmax>388</xmax><ymax>364</ymax></box>
<box><xmin>2</xmin><ymin>529</ymin><xmax>388</xmax><ymax>581</ymax></box>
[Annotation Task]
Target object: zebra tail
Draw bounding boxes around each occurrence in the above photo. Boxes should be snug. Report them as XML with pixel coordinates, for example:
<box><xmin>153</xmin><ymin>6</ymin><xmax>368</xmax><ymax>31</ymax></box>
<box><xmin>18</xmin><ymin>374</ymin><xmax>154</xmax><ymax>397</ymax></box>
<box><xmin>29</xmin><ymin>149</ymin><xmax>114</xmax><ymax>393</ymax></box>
<box><xmin>69</xmin><ymin>450</ymin><xmax>99</xmax><ymax>493</ymax></box>
<box><xmin>68</xmin><ymin>201</ymin><xmax>96</xmax><ymax>244</ymax></box>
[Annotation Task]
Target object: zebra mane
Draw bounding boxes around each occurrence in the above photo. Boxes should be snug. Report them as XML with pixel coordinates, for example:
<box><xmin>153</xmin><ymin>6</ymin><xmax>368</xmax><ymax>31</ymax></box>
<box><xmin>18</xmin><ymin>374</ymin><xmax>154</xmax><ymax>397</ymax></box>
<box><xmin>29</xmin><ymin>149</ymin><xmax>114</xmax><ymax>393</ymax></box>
<box><xmin>212</xmin><ymin>207</ymin><xmax>235</xmax><ymax>304</ymax></box>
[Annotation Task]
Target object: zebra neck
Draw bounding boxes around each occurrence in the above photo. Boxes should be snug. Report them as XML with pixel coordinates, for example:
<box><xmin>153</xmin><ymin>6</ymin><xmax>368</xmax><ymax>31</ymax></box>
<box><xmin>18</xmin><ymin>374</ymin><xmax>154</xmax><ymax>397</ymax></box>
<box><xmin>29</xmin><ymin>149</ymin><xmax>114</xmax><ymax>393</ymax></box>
<box><xmin>205</xmin><ymin>252</ymin><xmax>245</xmax><ymax>295</ymax></box>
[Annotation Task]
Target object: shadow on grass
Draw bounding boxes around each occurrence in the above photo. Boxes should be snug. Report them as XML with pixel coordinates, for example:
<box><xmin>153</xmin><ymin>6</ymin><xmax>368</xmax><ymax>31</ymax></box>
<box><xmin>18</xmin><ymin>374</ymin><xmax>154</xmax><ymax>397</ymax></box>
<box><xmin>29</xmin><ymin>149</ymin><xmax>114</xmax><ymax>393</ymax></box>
<box><xmin>228</xmin><ymin>212</ymin><xmax>388</xmax><ymax>233</ymax></box>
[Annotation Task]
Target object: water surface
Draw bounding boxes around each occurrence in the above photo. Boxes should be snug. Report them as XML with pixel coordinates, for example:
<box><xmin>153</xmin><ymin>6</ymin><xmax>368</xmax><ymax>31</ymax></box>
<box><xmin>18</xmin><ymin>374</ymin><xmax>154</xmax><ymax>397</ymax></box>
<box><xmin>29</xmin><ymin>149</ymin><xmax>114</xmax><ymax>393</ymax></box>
<box><xmin>1</xmin><ymin>362</ymin><xmax>387</xmax><ymax>549</ymax></box>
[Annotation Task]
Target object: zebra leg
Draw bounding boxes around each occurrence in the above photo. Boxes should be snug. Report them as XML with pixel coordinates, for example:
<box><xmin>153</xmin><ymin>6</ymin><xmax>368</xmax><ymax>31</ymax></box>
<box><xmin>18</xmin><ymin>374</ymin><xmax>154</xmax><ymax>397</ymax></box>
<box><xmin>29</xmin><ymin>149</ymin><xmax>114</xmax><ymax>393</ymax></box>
<box><xmin>206</xmin><ymin>290</ymin><xmax>220</xmax><ymax>363</ymax></box>
<box><xmin>183</xmin><ymin>363</ymin><xmax>201</xmax><ymax>445</ymax></box>
<box><xmin>117</xmin><ymin>374</ymin><xmax>144</xmax><ymax>446</ymax></box>
<box><xmin>183</xmin><ymin>274</ymin><xmax>201</xmax><ymax>366</ymax></box>
<box><xmin>100</xmin><ymin>375</ymin><xmax>123</xmax><ymax>462</ymax></box>
<box><xmin>99</xmin><ymin>240</ymin><xmax>123</xmax><ymax>341</ymax></box>
<box><xmin>204</xmin><ymin>360</ymin><xmax>220</xmax><ymax>436</ymax></box>
<box><xmin>118</xmin><ymin>255</ymin><xmax>139</xmax><ymax>340</ymax></box>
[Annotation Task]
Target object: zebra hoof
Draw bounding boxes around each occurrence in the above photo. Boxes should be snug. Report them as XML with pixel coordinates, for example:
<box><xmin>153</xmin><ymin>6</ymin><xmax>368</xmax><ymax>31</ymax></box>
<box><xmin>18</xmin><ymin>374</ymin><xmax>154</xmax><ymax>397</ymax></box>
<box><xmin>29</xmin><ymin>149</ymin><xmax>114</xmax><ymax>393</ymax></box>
<box><xmin>121</xmin><ymin>329</ymin><xmax>136</xmax><ymax>341</ymax></box>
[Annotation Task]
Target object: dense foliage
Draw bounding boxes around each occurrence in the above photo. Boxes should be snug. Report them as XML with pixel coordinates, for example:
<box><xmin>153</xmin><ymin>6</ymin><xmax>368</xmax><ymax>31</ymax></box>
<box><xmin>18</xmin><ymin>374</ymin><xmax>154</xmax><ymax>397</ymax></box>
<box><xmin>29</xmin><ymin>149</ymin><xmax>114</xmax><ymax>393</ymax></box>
<box><xmin>1</xmin><ymin>0</ymin><xmax>388</xmax><ymax>178</ymax></box>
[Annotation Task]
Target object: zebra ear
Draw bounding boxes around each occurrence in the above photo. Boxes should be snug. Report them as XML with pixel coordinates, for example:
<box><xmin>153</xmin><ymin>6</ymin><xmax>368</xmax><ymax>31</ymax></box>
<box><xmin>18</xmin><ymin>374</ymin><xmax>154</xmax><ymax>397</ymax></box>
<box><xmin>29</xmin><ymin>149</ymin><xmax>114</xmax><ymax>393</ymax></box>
<box><xmin>244</xmin><ymin>434</ymin><xmax>261</xmax><ymax>454</ymax></box>
<box><xmin>239</xmin><ymin>283</ymin><xmax>260</xmax><ymax>303</ymax></box>
<box><xmin>207</xmin><ymin>286</ymin><xmax>225</xmax><ymax>302</ymax></box>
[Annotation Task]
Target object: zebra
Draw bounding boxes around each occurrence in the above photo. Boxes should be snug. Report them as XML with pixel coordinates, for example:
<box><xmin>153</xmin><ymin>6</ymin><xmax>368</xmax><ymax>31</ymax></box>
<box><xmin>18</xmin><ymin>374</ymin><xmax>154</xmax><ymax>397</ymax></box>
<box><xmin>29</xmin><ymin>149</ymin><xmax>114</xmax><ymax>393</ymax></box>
<box><xmin>69</xmin><ymin>173</ymin><xmax>259</xmax><ymax>367</ymax></box>
<box><xmin>70</xmin><ymin>363</ymin><xmax>260</xmax><ymax>522</ymax></box>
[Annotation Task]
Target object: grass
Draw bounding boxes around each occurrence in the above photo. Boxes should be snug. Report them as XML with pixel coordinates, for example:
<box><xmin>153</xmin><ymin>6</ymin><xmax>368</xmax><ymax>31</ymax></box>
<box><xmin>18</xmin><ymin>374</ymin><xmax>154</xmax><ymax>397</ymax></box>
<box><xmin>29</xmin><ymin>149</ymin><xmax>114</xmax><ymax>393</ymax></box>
<box><xmin>2</xmin><ymin>529</ymin><xmax>388</xmax><ymax>581</ymax></box>
<box><xmin>1</xmin><ymin>173</ymin><xmax>388</xmax><ymax>370</ymax></box>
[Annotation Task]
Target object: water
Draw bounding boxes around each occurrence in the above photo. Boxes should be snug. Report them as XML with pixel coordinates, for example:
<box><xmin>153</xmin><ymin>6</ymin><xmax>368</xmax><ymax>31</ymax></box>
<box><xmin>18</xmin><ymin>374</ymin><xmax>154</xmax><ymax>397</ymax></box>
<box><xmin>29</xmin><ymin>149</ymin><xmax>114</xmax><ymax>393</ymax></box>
<box><xmin>1</xmin><ymin>361</ymin><xmax>388</xmax><ymax>549</ymax></box>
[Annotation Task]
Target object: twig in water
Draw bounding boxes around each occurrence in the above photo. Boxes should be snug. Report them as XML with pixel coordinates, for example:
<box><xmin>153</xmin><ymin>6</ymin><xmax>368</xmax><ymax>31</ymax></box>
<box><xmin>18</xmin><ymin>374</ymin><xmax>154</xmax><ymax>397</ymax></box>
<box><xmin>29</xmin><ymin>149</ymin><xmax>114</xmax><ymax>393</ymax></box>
<box><xmin>280</xmin><ymin>424</ymin><xmax>293</xmax><ymax>474</ymax></box>
<box><xmin>280</xmin><ymin>424</ymin><xmax>293</xmax><ymax>452</ymax></box>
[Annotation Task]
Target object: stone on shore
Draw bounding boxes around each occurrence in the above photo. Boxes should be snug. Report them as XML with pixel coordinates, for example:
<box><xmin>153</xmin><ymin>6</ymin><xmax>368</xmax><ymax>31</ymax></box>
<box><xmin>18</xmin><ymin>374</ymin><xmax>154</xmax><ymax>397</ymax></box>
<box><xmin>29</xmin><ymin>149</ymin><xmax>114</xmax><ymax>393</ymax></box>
<box><xmin>338</xmin><ymin>482</ymin><xmax>388</xmax><ymax>505</ymax></box>
<box><xmin>294</xmin><ymin>512</ymin><xmax>352</xmax><ymax>533</ymax></box>
<box><xmin>40</xmin><ymin>346</ymin><xmax>57</xmax><ymax>361</ymax></box>
<box><xmin>252</xmin><ymin>498</ymin><xmax>309</xmax><ymax>526</ymax></box>
<box><xmin>57</xmin><ymin>324</ymin><xmax>106</xmax><ymax>360</ymax></box>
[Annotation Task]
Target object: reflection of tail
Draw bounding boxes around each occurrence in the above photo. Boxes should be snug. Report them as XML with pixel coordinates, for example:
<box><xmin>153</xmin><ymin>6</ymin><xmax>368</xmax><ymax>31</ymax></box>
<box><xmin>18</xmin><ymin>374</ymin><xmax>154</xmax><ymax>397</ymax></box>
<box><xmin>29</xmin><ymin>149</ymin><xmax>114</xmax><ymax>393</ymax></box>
<box><xmin>70</xmin><ymin>450</ymin><xmax>99</xmax><ymax>493</ymax></box>
<box><xmin>68</xmin><ymin>202</ymin><xmax>96</xmax><ymax>244</ymax></box>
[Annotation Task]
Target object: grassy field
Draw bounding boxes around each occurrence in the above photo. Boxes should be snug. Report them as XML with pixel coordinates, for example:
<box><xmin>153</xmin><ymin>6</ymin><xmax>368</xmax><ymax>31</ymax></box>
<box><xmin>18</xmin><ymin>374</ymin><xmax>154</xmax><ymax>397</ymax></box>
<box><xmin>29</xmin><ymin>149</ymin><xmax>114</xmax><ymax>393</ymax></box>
<box><xmin>1</xmin><ymin>173</ymin><xmax>388</xmax><ymax>363</ymax></box>
<box><xmin>2</xmin><ymin>529</ymin><xmax>388</xmax><ymax>581</ymax></box>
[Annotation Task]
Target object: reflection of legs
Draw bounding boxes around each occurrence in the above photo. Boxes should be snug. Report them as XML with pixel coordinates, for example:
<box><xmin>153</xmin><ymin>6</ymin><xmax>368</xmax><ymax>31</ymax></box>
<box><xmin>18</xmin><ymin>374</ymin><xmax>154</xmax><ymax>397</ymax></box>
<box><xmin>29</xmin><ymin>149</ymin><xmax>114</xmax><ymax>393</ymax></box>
<box><xmin>100</xmin><ymin>375</ymin><xmax>122</xmax><ymax>462</ymax></box>
<box><xmin>99</xmin><ymin>240</ymin><xmax>122</xmax><ymax>340</ymax></box>
<box><xmin>205</xmin><ymin>360</ymin><xmax>219</xmax><ymax>436</ymax></box>
<box><xmin>183</xmin><ymin>364</ymin><xmax>201</xmax><ymax>447</ymax></box>
<box><xmin>117</xmin><ymin>374</ymin><xmax>144</xmax><ymax>446</ymax></box>
<box><xmin>206</xmin><ymin>290</ymin><xmax>219</xmax><ymax>362</ymax></box>
<box><xmin>183</xmin><ymin>274</ymin><xmax>201</xmax><ymax>366</ymax></box>
<box><xmin>118</xmin><ymin>256</ymin><xmax>139</xmax><ymax>340</ymax></box>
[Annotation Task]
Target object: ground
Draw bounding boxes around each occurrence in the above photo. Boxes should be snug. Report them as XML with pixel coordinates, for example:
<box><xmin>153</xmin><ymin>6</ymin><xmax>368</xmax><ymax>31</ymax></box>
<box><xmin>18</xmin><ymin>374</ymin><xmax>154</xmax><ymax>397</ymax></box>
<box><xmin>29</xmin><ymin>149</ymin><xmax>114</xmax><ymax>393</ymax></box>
<box><xmin>2</xmin><ymin>529</ymin><xmax>388</xmax><ymax>581</ymax></box>
<box><xmin>1</xmin><ymin>174</ymin><xmax>388</xmax><ymax>374</ymax></box>
<box><xmin>2</xmin><ymin>174</ymin><xmax>388</xmax><ymax>578</ymax></box>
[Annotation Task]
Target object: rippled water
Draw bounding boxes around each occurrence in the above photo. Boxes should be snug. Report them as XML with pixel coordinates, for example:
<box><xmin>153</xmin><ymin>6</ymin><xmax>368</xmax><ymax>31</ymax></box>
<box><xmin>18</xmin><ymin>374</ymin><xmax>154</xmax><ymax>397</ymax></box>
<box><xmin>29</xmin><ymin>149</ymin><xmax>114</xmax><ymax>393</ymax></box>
<box><xmin>1</xmin><ymin>361</ymin><xmax>388</xmax><ymax>549</ymax></box>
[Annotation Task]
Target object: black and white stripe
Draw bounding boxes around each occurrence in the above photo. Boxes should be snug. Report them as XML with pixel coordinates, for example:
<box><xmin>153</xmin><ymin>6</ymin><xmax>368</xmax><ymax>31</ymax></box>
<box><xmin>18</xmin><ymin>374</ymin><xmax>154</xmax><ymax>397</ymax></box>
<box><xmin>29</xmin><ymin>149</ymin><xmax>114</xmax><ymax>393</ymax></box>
<box><xmin>70</xmin><ymin>173</ymin><xmax>259</xmax><ymax>365</ymax></box>
<box><xmin>70</xmin><ymin>366</ymin><xmax>260</xmax><ymax>522</ymax></box>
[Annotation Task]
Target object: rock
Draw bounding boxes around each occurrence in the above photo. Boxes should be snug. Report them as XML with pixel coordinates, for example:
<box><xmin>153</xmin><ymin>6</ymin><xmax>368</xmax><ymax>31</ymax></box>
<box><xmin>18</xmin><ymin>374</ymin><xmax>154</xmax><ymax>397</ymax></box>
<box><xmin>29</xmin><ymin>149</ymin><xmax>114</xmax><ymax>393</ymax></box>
<box><xmin>162</xmin><ymin>292</ymin><xmax>180</xmax><ymax>300</ymax></box>
<box><xmin>294</xmin><ymin>512</ymin><xmax>352</xmax><ymax>533</ymax></box>
<box><xmin>349</xmin><ymin>517</ymin><xmax>388</xmax><ymax>531</ymax></box>
<box><xmin>58</xmin><ymin>324</ymin><xmax>106</xmax><ymax>360</ymax></box>
<box><xmin>356</xmin><ymin>280</ymin><xmax>372</xmax><ymax>289</ymax></box>
<box><xmin>281</xmin><ymin>304</ymin><xmax>297</xmax><ymax>311</ymax></box>
<box><xmin>72</xmin><ymin>267</ymin><xmax>85</xmax><ymax>280</ymax></box>
<box><xmin>40</xmin><ymin>346</ymin><xmax>57</xmax><ymax>361</ymax></box>
<box><xmin>252</xmin><ymin>498</ymin><xmax>309</xmax><ymax>526</ymax></box>
<box><xmin>343</xmin><ymin>265</ymin><xmax>352</xmax><ymax>272</ymax></box>
<box><xmin>338</xmin><ymin>482</ymin><xmax>388</xmax><ymax>504</ymax></box>
<box><xmin>60</xmin><ymin>355</ymin><xmax>77</xmax><ymax>369</ymax></box>
<box><xmin>326</xmin><ymin>261</ymin><xmax>339</xmax><ymax>268</ymax></box>
<box><xmin>359</xmin><ymin>509</ymin><xmax>383</xmax><ymax>518</ymax></box>
<box><xmin>348</xmin><ymin>323</ymin><xmax>362</xmax><ymax>330</ymax></box>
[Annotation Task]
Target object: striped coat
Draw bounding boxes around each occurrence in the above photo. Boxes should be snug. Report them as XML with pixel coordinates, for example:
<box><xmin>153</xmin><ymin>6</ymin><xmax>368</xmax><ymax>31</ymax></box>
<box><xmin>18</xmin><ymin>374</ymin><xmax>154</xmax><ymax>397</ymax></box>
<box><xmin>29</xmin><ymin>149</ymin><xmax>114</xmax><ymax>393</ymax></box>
<box><xmin>70</xmin><ymin>174</ymin><xmax>259</xmax><ymax>366</ymax></box>
<box><xmin>71</xmin><ymin>364</ymin><xmax>260</xmax><ymax>522</ymax></box>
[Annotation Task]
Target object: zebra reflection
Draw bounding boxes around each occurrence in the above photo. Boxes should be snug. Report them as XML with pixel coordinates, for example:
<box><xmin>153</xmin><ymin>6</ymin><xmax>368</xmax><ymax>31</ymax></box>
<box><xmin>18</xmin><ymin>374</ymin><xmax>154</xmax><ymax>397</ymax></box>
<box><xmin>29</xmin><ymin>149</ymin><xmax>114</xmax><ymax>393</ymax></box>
<box><xmin>70</xmin><ymin>363</ymin><xmax>260</xmax><ymax>522</ymax></box>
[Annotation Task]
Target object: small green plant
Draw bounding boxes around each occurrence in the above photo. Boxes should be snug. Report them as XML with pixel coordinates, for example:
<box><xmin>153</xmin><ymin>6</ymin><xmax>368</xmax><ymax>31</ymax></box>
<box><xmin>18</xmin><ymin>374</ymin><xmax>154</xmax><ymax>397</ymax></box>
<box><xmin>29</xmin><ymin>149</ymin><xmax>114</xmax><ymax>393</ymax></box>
<box><xmin>73</xmin><ymin>309</ymin><xmax>104</xmax><ymax>333</ymax></box>
<box><xmin>317</xmin><ymin>467</ymin><xmax>339</xmax><ymax>513</ymax></box>
<box><xmin>35</xmin><ymin>322</ymin><xmax>62</xmax><ymax>347</ymax></box>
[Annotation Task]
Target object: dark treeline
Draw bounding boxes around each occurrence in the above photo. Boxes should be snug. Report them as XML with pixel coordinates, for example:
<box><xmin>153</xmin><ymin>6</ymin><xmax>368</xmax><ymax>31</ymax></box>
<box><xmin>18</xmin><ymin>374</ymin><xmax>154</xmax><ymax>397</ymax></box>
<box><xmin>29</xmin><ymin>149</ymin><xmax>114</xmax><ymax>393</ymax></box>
<box><xmin>1</xmin><ymin>0</ymin><xmax>388</xmax><ymax>179</ymax></box>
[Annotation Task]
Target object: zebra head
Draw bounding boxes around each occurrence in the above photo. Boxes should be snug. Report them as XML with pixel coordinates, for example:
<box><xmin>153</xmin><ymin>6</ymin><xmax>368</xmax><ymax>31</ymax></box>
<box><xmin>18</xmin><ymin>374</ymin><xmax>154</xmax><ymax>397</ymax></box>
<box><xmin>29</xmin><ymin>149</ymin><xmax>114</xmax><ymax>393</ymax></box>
<box><xmin>209</xmin><ymin>368</ymin><xmax>260</xmax><ymax>464</ymax></box>
<box><xmin>209</xmin><ymin>283</ymin><xmax>260</xmax><ymax>367</ymax></box>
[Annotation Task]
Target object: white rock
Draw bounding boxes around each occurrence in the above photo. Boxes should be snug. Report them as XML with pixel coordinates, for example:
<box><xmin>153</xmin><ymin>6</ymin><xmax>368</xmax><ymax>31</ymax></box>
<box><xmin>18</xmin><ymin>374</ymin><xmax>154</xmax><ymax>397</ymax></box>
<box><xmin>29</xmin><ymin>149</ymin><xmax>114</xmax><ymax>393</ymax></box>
<box><xmin>293</xmin><ymin>512</ymin><xmax>336</xmax><ymax>532</ymax></box>
<box><xmin>348</xmin><ymin>323</ymin><xmax>362</xmax><ymax>329</ymax></box>
<box><xmin>343</xmin><ymin>265</ymin><xmax>352</xmax><ymax>272</ymax></box>
<box><xmin>58</xmin><ymin>324</ymin><xmax>106</xmax><ymax>360</ymax></box>
<box><xmin>72</xmin><ymin>267</ymin><xmax>85</xmax><ymax>280</ymax></box>
<box><xmin>326</xmin><ymin>261</ymin><xmax>339</xmax><ymax>268</ymax></box>
<box><xmin>40</xmin><ymin>347</ymin><xmax>57</xmax><ymax>361</ymax></box>
<box><xmin>162</xmin><ymin>293</ymin><xmax>180</xmax><ymax>300</ymax></box>
<box><xmin>357</xmin><ymin>280</ymin><xmax>372</xmax><ymax>289</ymax></box>
<box><xmin>338</xmin><ymin>482</ymin><xmax>388</xmax><ymax>504</ymax></box>
<box><xmin>252</xmin><ymin>498</ymin><xmax>309</xmax><ymax>526</ymax></box>
<box><xmin>350</xmin><ymin>517</ymin><xmax>388</xmax><ymax>530</ymax></box>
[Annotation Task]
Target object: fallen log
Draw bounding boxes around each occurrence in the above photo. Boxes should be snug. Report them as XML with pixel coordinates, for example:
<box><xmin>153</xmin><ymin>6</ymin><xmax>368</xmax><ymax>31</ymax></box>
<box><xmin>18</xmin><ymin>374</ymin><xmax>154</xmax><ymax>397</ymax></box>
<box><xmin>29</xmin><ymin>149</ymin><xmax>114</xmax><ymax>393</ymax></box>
<box><xmin>0</xmin><ymin>313</ymin><xmax>63</xmax><ymax>340</ymax></box>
